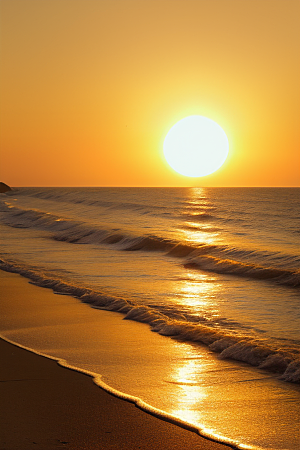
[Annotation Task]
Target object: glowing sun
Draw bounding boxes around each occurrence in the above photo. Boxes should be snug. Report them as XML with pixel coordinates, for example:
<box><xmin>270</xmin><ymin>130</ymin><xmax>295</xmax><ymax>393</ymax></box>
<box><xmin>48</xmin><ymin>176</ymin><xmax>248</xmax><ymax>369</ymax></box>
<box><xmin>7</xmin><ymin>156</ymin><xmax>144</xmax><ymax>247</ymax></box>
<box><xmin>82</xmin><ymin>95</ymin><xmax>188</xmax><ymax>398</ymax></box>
<box><xmin>163</xmin><ymin>115</ymin><xmax>229</xmax><ymax>177</ymax></box>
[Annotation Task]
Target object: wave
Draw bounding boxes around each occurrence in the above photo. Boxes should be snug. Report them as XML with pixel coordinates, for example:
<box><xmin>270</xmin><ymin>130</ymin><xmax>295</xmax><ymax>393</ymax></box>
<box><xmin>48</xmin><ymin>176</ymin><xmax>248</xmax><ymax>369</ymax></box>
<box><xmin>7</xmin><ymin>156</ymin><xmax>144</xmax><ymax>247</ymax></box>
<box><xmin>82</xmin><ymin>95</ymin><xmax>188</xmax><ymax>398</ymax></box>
<box><xmin>0</xmin><ymin>259</ymin><xmax>299</xmax><ymax>383</ymax></box>
<box><xmin>181</xmin><ymin>224</ymin><xmax>220</xmax><ymax>233</ymax></box>
<box><xmin>1</xmin><ymin>200</ymin><xmax>300</xmax><ymax>288</ymax></box>
<box><xmin>184</xmin><ymin>256</ymin><xmax>300</xmax><ymax>288</ymax></box>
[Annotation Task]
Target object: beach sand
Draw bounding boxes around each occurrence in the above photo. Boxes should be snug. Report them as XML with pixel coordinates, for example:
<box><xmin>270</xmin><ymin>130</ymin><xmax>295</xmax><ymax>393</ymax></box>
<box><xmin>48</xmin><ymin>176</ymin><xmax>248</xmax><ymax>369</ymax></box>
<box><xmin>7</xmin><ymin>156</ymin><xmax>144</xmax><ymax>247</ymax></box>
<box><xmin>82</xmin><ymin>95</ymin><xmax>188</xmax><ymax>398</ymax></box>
<box><xmin>0</xmin><ymin>270</ymin><xmax>230</xmax><ymax>450</ymax></box>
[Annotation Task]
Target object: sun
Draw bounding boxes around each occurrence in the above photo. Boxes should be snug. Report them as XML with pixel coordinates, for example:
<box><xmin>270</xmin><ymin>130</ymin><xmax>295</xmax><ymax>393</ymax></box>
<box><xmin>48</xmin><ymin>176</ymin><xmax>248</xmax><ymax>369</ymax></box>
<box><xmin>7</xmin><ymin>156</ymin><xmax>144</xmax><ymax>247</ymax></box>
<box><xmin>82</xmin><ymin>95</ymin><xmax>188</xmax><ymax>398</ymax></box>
<box><xmin>163</xmin><ymin>115</ymin><xmax>229</xmax><ymax>177</ymax></box>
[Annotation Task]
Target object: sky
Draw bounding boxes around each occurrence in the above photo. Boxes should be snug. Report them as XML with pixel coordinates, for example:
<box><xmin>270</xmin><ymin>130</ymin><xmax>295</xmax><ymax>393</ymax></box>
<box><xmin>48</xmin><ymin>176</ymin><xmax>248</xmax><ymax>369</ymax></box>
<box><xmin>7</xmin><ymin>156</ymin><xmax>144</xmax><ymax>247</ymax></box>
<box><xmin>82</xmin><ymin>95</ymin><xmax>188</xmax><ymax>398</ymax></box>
<box><xmin>0</xmin><ymin>0</ymin><xmax>299</xmax><ymax>187</ymax></box>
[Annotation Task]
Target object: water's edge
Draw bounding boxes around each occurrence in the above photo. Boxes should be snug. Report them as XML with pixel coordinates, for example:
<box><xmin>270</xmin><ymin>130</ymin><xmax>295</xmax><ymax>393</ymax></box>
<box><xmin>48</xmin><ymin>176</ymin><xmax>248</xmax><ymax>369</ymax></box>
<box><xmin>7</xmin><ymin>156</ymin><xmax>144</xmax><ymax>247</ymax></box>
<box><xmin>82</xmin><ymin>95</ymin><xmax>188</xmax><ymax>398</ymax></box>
<box><xmin>0</xmin><ymin>268</ymin><xmax>246</xmax><ymax>450</ymax></box>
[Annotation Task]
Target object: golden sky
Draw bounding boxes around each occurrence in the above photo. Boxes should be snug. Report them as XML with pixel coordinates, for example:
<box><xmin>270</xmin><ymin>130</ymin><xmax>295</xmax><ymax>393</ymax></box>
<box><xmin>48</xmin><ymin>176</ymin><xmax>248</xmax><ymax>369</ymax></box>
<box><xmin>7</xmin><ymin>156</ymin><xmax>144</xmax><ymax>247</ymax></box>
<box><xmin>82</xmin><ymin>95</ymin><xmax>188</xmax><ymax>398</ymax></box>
<box><xmin>1</xmin><ymin>0</ymin><xmax>299</xmax><ymax>187</ymax></box>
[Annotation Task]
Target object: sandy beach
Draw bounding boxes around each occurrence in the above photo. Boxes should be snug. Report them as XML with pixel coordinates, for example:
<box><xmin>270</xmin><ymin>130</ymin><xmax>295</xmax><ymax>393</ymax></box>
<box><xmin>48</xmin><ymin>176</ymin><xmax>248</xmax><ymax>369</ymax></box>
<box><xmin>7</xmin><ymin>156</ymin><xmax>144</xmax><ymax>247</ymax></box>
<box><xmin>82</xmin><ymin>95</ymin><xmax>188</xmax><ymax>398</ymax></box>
<box><xmin>0</xmin><ymin>270</ymin><xmax>230</xmax><ymax>450</ymax></box>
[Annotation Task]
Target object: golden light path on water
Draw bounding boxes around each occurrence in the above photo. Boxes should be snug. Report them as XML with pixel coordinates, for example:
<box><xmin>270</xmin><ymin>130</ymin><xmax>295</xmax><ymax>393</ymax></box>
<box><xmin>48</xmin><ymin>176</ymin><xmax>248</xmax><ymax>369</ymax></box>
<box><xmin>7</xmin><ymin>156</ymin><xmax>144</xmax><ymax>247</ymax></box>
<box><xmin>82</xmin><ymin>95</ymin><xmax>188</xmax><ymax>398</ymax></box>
<box><xmin>164</xmin><ymin>341</ymin><xmax>256</xmax><ymax>450</ymax></box>
<box><xmin>178</xmin><ymin>188</ymin><xmax>221</xmax><ymax>245</ymax></box>
<box><xmin>172</xmin><ymin>187</ymin><xmax>223</xmax><ymax>321</ymax></box>
<box><xmin>173</xmin><ymin>271</ymin><xmax>222</xmax><ymax>321</ymax></box>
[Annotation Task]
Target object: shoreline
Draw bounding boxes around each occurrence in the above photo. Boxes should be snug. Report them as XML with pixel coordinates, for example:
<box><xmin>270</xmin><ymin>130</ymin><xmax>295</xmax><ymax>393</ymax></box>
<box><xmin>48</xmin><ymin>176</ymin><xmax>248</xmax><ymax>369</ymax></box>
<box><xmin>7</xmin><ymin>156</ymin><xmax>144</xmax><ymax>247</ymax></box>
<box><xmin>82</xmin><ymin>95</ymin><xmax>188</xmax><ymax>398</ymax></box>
<box><xmin>1</xmin><ymin>333</ymin><xmax>234</xmax><ymax>449</ymax></box>
<box><xmin>0</xmin><ymin>341</ymin><xmax>231</xmax><ymax>450</ymax></box>
<box><xmin>0</xmin><ymin>269</ymin><xmax>231</xmax><ymax>450</ymax></box>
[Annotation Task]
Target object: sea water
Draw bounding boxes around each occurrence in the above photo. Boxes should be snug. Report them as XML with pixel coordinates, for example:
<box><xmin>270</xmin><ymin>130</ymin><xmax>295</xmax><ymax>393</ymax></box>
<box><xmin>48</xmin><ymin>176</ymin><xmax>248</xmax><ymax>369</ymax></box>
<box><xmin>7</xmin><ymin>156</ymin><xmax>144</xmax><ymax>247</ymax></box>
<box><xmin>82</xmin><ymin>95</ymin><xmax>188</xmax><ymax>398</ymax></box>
<box><xmin>0</xmin><ymin>187</ymin><xmax>299</xmax><ymax>449</ymax></box>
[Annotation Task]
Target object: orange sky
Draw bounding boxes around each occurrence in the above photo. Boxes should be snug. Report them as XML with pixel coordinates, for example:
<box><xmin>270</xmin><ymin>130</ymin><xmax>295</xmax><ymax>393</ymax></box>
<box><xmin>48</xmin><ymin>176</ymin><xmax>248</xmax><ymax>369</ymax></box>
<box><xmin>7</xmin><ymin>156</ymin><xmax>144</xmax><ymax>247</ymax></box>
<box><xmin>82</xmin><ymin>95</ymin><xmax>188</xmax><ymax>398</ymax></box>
<box><xmin>0</xmin><ymin>0</ymin><xmax>299</xmax><ymax>187</ymax></box>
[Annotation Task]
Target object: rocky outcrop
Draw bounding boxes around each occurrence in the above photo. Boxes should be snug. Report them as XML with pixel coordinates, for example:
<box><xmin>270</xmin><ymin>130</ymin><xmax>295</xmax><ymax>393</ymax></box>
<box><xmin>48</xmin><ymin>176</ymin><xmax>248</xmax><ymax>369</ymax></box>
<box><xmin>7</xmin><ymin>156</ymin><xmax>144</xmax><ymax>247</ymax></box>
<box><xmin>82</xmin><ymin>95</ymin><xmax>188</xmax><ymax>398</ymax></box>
<box><xmin>0</xmin><ymin>182</ymin><xmax>12</xmax><ymax>193</ymax></box>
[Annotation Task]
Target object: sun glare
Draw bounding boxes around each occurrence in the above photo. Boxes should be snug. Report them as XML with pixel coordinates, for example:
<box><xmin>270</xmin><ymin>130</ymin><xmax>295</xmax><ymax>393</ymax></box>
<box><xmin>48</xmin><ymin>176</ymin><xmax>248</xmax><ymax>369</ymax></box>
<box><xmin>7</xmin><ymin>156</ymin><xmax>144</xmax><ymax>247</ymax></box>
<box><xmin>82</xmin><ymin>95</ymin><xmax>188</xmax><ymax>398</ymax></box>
<box><xmin>163</xmin><ymin>116</ymin><xmax>229</xmax><ymax>177</ymax></box>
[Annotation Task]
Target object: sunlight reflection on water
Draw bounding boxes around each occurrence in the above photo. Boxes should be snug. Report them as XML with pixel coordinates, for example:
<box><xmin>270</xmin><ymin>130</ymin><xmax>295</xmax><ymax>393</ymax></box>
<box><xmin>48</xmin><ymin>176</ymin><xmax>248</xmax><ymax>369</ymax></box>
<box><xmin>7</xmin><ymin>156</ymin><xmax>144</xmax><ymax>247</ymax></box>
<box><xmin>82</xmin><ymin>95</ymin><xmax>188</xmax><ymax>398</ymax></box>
<box><xmin>173</xmin><ymin>270</ymin><xmax>222</xmax><ymax>320</ymax></box>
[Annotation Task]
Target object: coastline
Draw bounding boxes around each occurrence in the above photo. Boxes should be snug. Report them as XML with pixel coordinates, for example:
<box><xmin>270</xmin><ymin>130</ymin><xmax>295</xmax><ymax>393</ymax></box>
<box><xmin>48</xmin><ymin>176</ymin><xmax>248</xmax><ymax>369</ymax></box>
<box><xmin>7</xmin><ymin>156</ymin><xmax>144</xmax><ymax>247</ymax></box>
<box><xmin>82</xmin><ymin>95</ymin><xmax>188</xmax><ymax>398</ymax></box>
<box><xmin>0</xmin><ymin>269</ymin><xmax>231</xmax><ymax>450</ymax></box>
<box><xmin>0</xmin><ymin>337</ymin><xmax>230</xmax><ymax>450</ymax></box>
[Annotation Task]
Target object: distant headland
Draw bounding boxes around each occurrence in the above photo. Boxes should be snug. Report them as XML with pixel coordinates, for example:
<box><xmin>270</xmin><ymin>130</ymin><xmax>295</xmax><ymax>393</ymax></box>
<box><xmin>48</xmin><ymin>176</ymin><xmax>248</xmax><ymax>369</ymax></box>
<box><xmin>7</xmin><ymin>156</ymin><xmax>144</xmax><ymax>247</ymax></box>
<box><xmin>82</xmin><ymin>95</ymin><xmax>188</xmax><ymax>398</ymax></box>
<box><xmin>0</xmin><ymin>182</ymin><xmax>12</xmax><ymax>193</ymax></box>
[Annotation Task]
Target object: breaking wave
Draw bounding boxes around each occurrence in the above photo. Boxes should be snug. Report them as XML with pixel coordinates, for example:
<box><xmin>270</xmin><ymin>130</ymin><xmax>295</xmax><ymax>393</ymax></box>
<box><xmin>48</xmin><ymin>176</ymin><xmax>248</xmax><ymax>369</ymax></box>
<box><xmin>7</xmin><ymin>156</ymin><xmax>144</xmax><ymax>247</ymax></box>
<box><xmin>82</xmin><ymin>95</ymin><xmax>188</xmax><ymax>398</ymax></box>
<box><xmin>0</xmin><ymin>258</ymin><xmax>299</xmax><ymax>383</ymax></box>
<box><xmin>184</xmin><ymin>257</ymin><xmax>300</xmax><ymax>287</ymax></box>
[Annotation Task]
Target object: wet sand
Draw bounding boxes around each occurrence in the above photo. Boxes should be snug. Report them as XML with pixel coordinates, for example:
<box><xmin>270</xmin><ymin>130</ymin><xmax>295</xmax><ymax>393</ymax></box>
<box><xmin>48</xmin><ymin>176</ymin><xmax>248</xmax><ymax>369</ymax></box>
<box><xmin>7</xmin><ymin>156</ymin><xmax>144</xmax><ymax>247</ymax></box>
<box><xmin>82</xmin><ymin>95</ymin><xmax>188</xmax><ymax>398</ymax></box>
<box><xmin>0</xmin><ymin>270</ymin><xmax>230</xmax><ymax>450</ymax></box>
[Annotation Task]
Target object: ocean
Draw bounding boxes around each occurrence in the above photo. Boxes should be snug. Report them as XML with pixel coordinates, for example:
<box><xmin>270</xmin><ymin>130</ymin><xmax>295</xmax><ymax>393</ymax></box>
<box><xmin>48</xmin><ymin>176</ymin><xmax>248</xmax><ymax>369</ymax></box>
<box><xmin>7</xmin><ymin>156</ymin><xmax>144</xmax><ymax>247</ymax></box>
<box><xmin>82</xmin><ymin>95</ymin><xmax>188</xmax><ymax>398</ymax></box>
<box><xmin>0</xmin><ymin>187</ymin><xmax>299</xmax><ymax>449</ymax></box>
